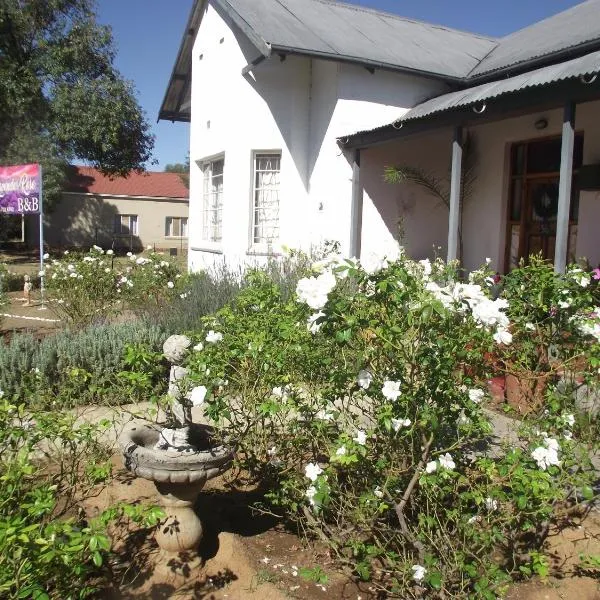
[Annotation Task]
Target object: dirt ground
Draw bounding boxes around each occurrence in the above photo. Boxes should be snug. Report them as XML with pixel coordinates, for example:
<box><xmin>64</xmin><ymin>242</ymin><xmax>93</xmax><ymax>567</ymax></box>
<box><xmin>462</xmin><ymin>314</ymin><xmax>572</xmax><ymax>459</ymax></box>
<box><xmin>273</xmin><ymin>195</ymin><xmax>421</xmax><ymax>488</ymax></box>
<box><xmin>0</xmin><ymin>290</ymin><xmax>61</xmax><ymax>337</ymax></box>
<box><xmin>78</xmin><ymin>454</ymin><xmax>600</xmax><ymax>600</ymax></box>
<box><xmin>84</xmin><ymin>457</ymin><xmax>374</xmax><ymax>600</ymax></box>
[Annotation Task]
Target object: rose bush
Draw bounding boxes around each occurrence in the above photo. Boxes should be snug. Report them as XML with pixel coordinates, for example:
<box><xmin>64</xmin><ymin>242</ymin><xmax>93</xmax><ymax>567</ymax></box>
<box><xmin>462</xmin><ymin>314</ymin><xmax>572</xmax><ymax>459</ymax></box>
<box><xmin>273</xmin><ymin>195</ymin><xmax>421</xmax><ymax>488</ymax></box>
<box><xmin>178</xmin><ymin>249</ymin><xmax>599</xmax><ymax>597</ymax></box>
<box><xmin>44</xmin><ymin>246</ymin><xmax>187</xmax><ymax>328</ymax></box>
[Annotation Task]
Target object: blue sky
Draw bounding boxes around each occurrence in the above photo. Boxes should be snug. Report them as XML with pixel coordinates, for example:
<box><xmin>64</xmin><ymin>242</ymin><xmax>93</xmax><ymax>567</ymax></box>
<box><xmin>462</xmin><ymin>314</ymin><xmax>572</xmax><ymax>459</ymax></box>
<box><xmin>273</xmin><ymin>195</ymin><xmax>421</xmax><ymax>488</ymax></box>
<box><xmin>96</xmin><ymin>0</ymin><xmax>582</xmax><ymax>172</ymax></box>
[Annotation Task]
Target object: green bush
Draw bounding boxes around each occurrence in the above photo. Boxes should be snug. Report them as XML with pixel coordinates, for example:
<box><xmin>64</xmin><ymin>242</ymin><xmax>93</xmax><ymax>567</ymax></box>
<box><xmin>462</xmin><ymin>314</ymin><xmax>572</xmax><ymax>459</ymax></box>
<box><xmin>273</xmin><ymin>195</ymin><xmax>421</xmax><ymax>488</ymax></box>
<box><xmin>0</xmin><ymin>322</ymin><xmax>169</xmax><ymax>407</ymax></box>
<box><xmin>181</xmin><ymin>250</ymin><xmax>599</xmax><ymax>598</ymax></box>
<box><xmin>44</xmin><ymin>247</ymin><xmax>186</xmax><ymax>328</ymax></box>
<box><xmin>0</xmin><ymin>395</ymin><xmax>164</xmax><ymax>599</ymax></box>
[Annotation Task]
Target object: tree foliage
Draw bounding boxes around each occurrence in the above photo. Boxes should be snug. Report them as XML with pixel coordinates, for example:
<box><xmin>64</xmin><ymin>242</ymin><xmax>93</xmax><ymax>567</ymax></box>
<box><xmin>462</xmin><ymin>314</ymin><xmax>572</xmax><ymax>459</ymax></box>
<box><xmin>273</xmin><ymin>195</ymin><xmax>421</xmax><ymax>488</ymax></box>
<box><xmin>164</xmin><ymin>154</ymin><xmax>190</xmax><ymax>189</ymax></box>
<box><xmin>0</xmin><ymin>0</ymin><xmax>154</xmax><ymax>206</ymax></box>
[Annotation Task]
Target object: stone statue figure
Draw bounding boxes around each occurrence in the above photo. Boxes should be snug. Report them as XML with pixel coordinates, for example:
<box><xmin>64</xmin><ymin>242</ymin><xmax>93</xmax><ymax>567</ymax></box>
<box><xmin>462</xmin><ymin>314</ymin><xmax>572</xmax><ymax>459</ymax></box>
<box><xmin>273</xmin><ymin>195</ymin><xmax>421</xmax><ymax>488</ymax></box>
<box><xmin>158</xmin><ymin>334</ymin><xmax>194</xmax><ymax>452</ymax></box>
<box><xmin>22</xmin><ymin>274</ymin><xmax>33</xmax><ymax>306</ymax></box>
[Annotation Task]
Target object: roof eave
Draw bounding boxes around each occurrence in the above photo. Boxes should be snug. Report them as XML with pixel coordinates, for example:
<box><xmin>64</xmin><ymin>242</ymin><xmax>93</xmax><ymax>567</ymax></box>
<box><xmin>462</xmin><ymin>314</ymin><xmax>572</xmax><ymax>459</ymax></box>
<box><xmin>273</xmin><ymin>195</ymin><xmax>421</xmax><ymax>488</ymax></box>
<box><xmin>340</xmin><ymin>74</ymin><xmax>600</xmax><ymax>150</ymax></box>
<box><xmin>468</xmin><ymin>37</ymin><xmax>600</xmax><ymax>83</ymax></box>
<box><xmin>270</xmin><ymin>44</ymin><xmax>466</xmax><ymax>83</ymax></box>
<box><xmin>158</xmin><ymin>0</ymin><xmax>207</xmax><ymax>123</ymax></box>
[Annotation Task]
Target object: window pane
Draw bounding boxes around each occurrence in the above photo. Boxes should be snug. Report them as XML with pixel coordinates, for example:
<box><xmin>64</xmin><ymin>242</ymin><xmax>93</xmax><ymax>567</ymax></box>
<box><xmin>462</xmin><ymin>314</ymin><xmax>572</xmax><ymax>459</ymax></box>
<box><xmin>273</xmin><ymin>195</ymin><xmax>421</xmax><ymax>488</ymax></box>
<box><xmin>201</xmin><ymin>157</ymin><xmax>224</xmax><ymax>242</ymax></box>
<box><xmin>509</xmin><ymin>178</ymin><xmax>522</xmax><ymax>221</ymax></box>
<box><xmin>511</xmin><ymin>144</ymin><xmax>525</xmax><ymax>176</ymax></box>
<box><xmin>253</xmin><ymin>153</ymin><xmax>281</xmax><ymax>245</ymax></box>
<box><xmin>527</xmin><ymin>138</ymin><xmax>562</xmax><ymax>173</ymax></box>
<box><xmin>509</xmin><ymin>225</ymin><xmax>520</xmax><ymax>269</ymax></box>
<box><xmin>530</xmin><ymin>181</ymin><xmax>559</xmax><ymax>222</ymax></box>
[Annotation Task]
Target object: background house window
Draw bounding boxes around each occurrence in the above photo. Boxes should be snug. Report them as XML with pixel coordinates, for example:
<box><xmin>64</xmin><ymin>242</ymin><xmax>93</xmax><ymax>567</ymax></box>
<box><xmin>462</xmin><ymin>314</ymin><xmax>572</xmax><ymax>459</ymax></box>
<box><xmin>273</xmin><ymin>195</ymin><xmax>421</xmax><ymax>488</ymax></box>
<box><xmin>114</xmin><ymin>214</ymin><xmax>138</xmax><ymax>235</ymax></box>
<box><xmin>201</xmin><ymin>157</ymin><xmax>224</xmax><ymax>242</ymax></box>
<box><xmin>165</xmin><ymin>216</ymin><xmax>188</xmax><ymax>237</ymax></box>
<box><xmin>252</xmin><ymin>152</ymin><xmax>281</xmax><ymax>246</ymax></box>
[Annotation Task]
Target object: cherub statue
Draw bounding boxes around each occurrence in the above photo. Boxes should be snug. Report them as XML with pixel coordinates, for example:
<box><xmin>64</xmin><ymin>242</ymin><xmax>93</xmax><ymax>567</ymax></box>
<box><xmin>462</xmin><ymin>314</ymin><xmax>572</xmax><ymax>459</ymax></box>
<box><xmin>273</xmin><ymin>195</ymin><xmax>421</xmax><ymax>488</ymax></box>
<box><xmin>156</xmin><ymin>334</ymin><xmax>194</xmax><ymax>452</ymax></box>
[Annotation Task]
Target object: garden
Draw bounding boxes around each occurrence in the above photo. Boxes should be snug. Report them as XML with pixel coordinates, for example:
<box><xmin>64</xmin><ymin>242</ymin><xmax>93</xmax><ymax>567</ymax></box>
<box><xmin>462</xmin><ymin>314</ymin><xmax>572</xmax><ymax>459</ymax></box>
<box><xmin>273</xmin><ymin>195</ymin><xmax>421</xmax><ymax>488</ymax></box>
<box><xmin>1</xmin><ymin>244</ymin><xmax>600</xmax><ymax>599</ymax></box>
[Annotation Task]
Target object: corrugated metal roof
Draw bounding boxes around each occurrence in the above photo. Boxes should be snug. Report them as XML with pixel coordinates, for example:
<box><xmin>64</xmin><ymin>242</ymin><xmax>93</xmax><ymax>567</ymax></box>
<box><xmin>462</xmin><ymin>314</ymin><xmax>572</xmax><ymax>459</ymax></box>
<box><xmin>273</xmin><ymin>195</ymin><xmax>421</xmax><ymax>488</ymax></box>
<box><xmin>159</xmin><ymin>0</ymin><xmax>498</xmax><ymax>121</ymax></box>
<box><xmin>160</xmin><ymin>0</ymin><xmax>600</xmax><ymax>123</ymax></box>
<box><xmin>399</xmin><ymin>49</ymin><xmax>600</xmax><ymax>123</ymax></box>
<box><xmin>470</xmin><ymin>0</ymin><xmax>600</xmax><ymax>78</ymax></box>
<box><xmin>218</xmin><ymin>0</ymin><xmax>496</xmax><ymax>79</ymax></box>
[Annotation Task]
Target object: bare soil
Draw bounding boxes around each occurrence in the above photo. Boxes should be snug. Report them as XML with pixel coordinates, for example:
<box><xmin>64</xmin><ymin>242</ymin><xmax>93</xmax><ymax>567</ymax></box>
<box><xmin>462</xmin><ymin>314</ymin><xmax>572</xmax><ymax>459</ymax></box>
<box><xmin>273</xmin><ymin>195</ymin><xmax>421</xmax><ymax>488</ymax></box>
<box><xmin>1</xmin><ymin>291</ymin><xmax>61</xmax><ymax>337</ymax></box>
<box><xmin>83</xmin><ymin>457</ymin><xmax>374</xmax><ymax>600</ymax></box>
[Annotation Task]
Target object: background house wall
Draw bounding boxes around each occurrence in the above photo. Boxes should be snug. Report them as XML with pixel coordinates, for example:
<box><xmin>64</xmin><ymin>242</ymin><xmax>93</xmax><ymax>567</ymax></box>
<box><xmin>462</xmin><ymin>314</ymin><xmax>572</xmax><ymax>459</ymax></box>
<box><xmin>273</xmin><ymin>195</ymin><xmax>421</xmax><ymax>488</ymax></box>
<box><xmin>28</xmin><ymin>194</ymin><xmax>189</xmax><ymax>253</ymax></box>
<box><xmin>188</xmin><ymin>1</ymin><xmax>448</xmax><ymax>271</ymax></box>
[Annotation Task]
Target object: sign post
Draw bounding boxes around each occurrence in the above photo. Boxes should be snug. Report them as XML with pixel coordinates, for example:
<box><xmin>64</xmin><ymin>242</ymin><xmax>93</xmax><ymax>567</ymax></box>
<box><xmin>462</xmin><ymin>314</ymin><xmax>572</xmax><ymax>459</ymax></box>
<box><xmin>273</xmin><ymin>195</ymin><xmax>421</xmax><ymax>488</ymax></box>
<box><xmin>0</xmin><ymin>163</ymin><xmax>44</xmax><ymax>307</ymax></box>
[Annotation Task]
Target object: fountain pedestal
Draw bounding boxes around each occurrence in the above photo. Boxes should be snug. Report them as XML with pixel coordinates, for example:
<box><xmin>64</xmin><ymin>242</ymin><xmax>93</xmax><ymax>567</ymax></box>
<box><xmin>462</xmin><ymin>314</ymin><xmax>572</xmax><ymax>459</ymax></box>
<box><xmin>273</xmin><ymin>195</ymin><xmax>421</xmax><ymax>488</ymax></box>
<box><xmin>154</xmin><ymin>480</ymin><xmax>205</xmax><ymax>554</ymax></box>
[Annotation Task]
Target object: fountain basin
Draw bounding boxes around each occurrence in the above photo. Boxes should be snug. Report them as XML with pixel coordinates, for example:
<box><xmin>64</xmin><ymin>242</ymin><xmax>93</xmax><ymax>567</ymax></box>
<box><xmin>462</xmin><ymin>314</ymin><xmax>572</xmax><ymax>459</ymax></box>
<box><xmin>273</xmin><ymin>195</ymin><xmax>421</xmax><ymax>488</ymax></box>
<box><xmin>120</xmin><ymin>420</ymin><xmax>233</xmax><ymax>484</ymax></box>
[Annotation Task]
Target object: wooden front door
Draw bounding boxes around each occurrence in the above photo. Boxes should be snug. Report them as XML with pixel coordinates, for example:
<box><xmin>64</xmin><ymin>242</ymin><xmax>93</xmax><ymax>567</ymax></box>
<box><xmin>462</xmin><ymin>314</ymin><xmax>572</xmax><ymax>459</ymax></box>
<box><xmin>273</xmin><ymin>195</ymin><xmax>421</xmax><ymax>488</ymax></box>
<box><xmin>505</xmin><ymin>135</ymin><xmax>583</xmax><ymax>271</ymax></box>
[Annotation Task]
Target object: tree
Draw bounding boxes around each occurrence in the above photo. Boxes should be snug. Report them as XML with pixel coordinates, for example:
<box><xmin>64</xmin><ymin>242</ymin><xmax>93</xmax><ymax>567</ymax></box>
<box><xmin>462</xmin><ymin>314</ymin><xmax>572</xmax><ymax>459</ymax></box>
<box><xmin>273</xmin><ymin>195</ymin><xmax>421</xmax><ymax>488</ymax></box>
<box><xmin>164</xmin><ymin>154</ymin><xmax>189</xmax><ymax>189</ymax></box>
<box><xmin>0</xmin><ymin>0</ymin><xmax>154</xmax><ymax>207</ymax></box>
<box><xmin>383</xmin><ymin>133</ymin><xmax>478</xmax><ymax>264</ymax></box>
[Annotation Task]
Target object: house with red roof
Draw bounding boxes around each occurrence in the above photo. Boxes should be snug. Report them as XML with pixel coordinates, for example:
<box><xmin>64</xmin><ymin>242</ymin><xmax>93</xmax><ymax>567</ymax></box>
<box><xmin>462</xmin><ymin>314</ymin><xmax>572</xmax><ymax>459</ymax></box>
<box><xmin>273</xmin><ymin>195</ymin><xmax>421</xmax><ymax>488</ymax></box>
<box><xmin>32</xmin><ymin>167</ymin><xmax>189</xmax><ymax>254</ymax></box>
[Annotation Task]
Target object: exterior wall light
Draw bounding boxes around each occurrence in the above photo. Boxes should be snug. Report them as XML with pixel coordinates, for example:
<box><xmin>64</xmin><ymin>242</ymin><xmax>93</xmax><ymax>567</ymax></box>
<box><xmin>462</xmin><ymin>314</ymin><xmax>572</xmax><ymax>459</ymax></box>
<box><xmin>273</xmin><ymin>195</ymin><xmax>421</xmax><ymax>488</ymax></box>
<box><xmin>534</xmin><ymin>118</ymin><xmax>548</xmax><ymax>130</ymax></box>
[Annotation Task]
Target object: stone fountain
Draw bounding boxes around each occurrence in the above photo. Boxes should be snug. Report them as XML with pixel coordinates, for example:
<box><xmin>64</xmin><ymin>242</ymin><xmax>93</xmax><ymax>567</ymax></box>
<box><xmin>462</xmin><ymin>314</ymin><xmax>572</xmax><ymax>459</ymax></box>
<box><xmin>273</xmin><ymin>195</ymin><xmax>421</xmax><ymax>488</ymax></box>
<box><xmin>119</xmin><ymin>335</ymin><xmax>233</xmax><ymax>569</ymax></box>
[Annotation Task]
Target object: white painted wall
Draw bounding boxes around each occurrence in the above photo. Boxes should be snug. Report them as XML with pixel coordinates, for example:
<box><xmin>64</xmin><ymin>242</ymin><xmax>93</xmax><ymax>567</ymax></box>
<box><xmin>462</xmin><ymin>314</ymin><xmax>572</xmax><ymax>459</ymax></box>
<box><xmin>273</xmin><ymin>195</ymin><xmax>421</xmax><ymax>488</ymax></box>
<box><xmin>187</xmin><ymin>0</ymin><xmax>448</xmax><ymax>271</ymax></box>
<box><xmin>358</xmin><ymin>98</ymin><xmax>600</xmax><ymax>273</ymax></box>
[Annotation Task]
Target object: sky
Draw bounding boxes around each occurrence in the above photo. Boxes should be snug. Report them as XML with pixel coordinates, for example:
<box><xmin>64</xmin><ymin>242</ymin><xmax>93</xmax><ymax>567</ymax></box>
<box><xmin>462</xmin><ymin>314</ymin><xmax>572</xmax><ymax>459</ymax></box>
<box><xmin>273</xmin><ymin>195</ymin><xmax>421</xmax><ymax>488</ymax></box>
<box><xmin>95</xmin><ymin>0</ymin><xmax>584</xmax><ymax>172</ymax></box>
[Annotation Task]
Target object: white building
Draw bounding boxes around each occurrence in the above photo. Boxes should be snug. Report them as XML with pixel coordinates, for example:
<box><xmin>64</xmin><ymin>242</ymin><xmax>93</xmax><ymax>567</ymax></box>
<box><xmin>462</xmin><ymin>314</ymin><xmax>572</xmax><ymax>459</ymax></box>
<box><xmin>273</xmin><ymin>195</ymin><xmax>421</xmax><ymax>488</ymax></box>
<box><xmin>161</xmin><ymin>0</ymin><xmax>600</xmax><ymax>273</ymax></box>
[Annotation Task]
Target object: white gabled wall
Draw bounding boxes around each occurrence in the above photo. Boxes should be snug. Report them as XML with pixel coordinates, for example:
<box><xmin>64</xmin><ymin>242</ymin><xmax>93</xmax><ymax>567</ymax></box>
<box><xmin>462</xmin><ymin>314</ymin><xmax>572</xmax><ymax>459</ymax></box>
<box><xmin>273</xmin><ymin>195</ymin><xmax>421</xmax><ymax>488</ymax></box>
<box><xmin>187</xmin><ymin>0</ymin><xmax>448</xmax><ymax>271</ymax></box>
<box><xmin>188</xmin><ymin>2</ymin><xmax>311</xmax><ymax>271</ymax></box>
<box><xmin>310</xmin><ymin>63</ymin><xmax>447</xmax><ymax>253</ymax></box>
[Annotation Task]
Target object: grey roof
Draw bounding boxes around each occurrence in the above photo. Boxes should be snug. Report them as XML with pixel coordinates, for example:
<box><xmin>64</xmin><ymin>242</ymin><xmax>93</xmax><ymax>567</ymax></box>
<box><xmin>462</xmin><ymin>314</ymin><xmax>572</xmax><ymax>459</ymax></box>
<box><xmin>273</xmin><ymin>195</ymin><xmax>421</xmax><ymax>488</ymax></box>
<box><xmin>402</xmin><ymin>49</ymin><xmax>600</xmax><ymax>122</ymax></box>
<box><xmin>217</xmin><ymin>0</ymin><xmax>496</xmax><ymax>80</ymax></box>
<box><xmin>160</xmin><ymin>0</ymin><xmax>600</xmax><ymax>123</ymax></box>
<box><xmin>470</xmin><ymin>0</ymin><xmax>600</xmax><ymax>78</ymax></box>
<box><xmin>343</xmin><ymin>50</ymin><xmax>600</xmax><ymax>144</ymax></box>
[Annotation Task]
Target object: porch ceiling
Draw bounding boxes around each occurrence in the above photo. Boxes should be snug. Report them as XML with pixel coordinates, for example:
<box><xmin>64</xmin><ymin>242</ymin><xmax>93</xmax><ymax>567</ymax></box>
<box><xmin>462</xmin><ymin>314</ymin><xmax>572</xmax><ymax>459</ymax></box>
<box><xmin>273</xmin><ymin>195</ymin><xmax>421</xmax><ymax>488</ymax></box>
<box><xmin>342</xmin><ymin>50</ymin><xmax>600</xmax><ymax>149</ymax></box>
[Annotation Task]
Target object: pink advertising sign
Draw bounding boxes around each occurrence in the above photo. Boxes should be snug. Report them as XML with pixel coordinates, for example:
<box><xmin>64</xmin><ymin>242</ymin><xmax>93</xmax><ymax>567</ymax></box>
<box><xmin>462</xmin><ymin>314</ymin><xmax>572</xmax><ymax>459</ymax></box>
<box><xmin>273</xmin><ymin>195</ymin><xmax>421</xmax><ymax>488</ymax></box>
<box><xmin>0</xmin><ymin>164</ymin><xmax>41</xmax><ymax>214</ymax></box>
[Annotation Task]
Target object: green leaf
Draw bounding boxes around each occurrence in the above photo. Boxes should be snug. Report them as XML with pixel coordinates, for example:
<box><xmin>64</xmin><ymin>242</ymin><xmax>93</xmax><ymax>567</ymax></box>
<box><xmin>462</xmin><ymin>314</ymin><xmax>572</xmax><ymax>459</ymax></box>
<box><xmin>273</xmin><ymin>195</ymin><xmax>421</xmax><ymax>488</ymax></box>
<box><xmin>92</xmin><ymin>550</ymin><xmax>103</xmax><ymax>567</ymax></box>
<box><xmin>427</xmin><ymin>572</ymin><xmax>442</xmax><ymax>589</ymax></box>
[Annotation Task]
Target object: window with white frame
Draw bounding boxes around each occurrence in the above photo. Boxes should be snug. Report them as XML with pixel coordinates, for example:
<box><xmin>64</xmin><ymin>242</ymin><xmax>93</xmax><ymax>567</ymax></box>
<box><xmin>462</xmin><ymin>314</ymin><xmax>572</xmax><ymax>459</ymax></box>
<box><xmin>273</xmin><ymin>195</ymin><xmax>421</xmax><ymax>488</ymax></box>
<box><xmin>165</xmin><ymin>216</ymin><xmax>188</xmax><ymax>238</ymax></box>
<box><xmin>114</xmin><ymin>214</ymin><xmax>138</xmax><ymax>236</ymax></box>
<box><xmin>201</xmin><ymin>157</ymin><xmax>224</xmax><ymax>242</ymax></box>
<box><xmin>252</xmin><ymin>152</ymin><xmax>281</xmax><ymax>246</ymax></box>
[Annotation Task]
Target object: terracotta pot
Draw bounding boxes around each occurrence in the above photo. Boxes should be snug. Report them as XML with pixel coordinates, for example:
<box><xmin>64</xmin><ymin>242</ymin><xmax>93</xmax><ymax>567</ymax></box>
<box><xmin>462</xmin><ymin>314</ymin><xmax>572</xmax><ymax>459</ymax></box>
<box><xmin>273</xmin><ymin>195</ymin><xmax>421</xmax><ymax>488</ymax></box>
<box><xmin>486</xmin><ymin>376</ymin><xmax>506</xmax><ymax>405</ymax></box>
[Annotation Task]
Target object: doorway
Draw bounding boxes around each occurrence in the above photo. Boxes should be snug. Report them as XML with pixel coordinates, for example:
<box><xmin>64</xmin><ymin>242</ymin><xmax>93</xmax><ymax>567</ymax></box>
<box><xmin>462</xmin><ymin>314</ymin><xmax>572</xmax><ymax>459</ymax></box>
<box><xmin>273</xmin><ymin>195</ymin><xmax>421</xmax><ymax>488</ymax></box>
<box><xmin>505</xmin><ymin>134</ymin><xmax>583</xmax><ymax>271</ymax></box>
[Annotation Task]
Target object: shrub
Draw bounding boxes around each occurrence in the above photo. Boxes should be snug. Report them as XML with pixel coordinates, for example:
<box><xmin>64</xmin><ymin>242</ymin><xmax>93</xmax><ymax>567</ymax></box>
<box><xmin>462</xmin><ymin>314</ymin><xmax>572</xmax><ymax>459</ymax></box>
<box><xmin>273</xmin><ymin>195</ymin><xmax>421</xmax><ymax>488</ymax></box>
<box><xmin>181</xmin><ymin>249</ymin><xmax>599</xmax><ymax>598</ymax></box>
<box><xmin>0</xmin><ymin>395</ymin><xmax>113</xmax><ymax>598</ymax></box>
<box><xmin>0</xmin><ymin>394</ymin><xmax>164</xmax><ymax>599</ymax></box>
<box><xmin>0</xmin><ymin>322</ymin><xmax>169</xmax><ymax>407</ymax></box>
<box><xmin>148</xmin><ymin>252</ymin><xmax>314</xmax><ymax>333</ymax></box>
<box><xmin>44</xmin><ymin>246</ymin><xmax>186</xmax><ymax>328</ymax></box>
